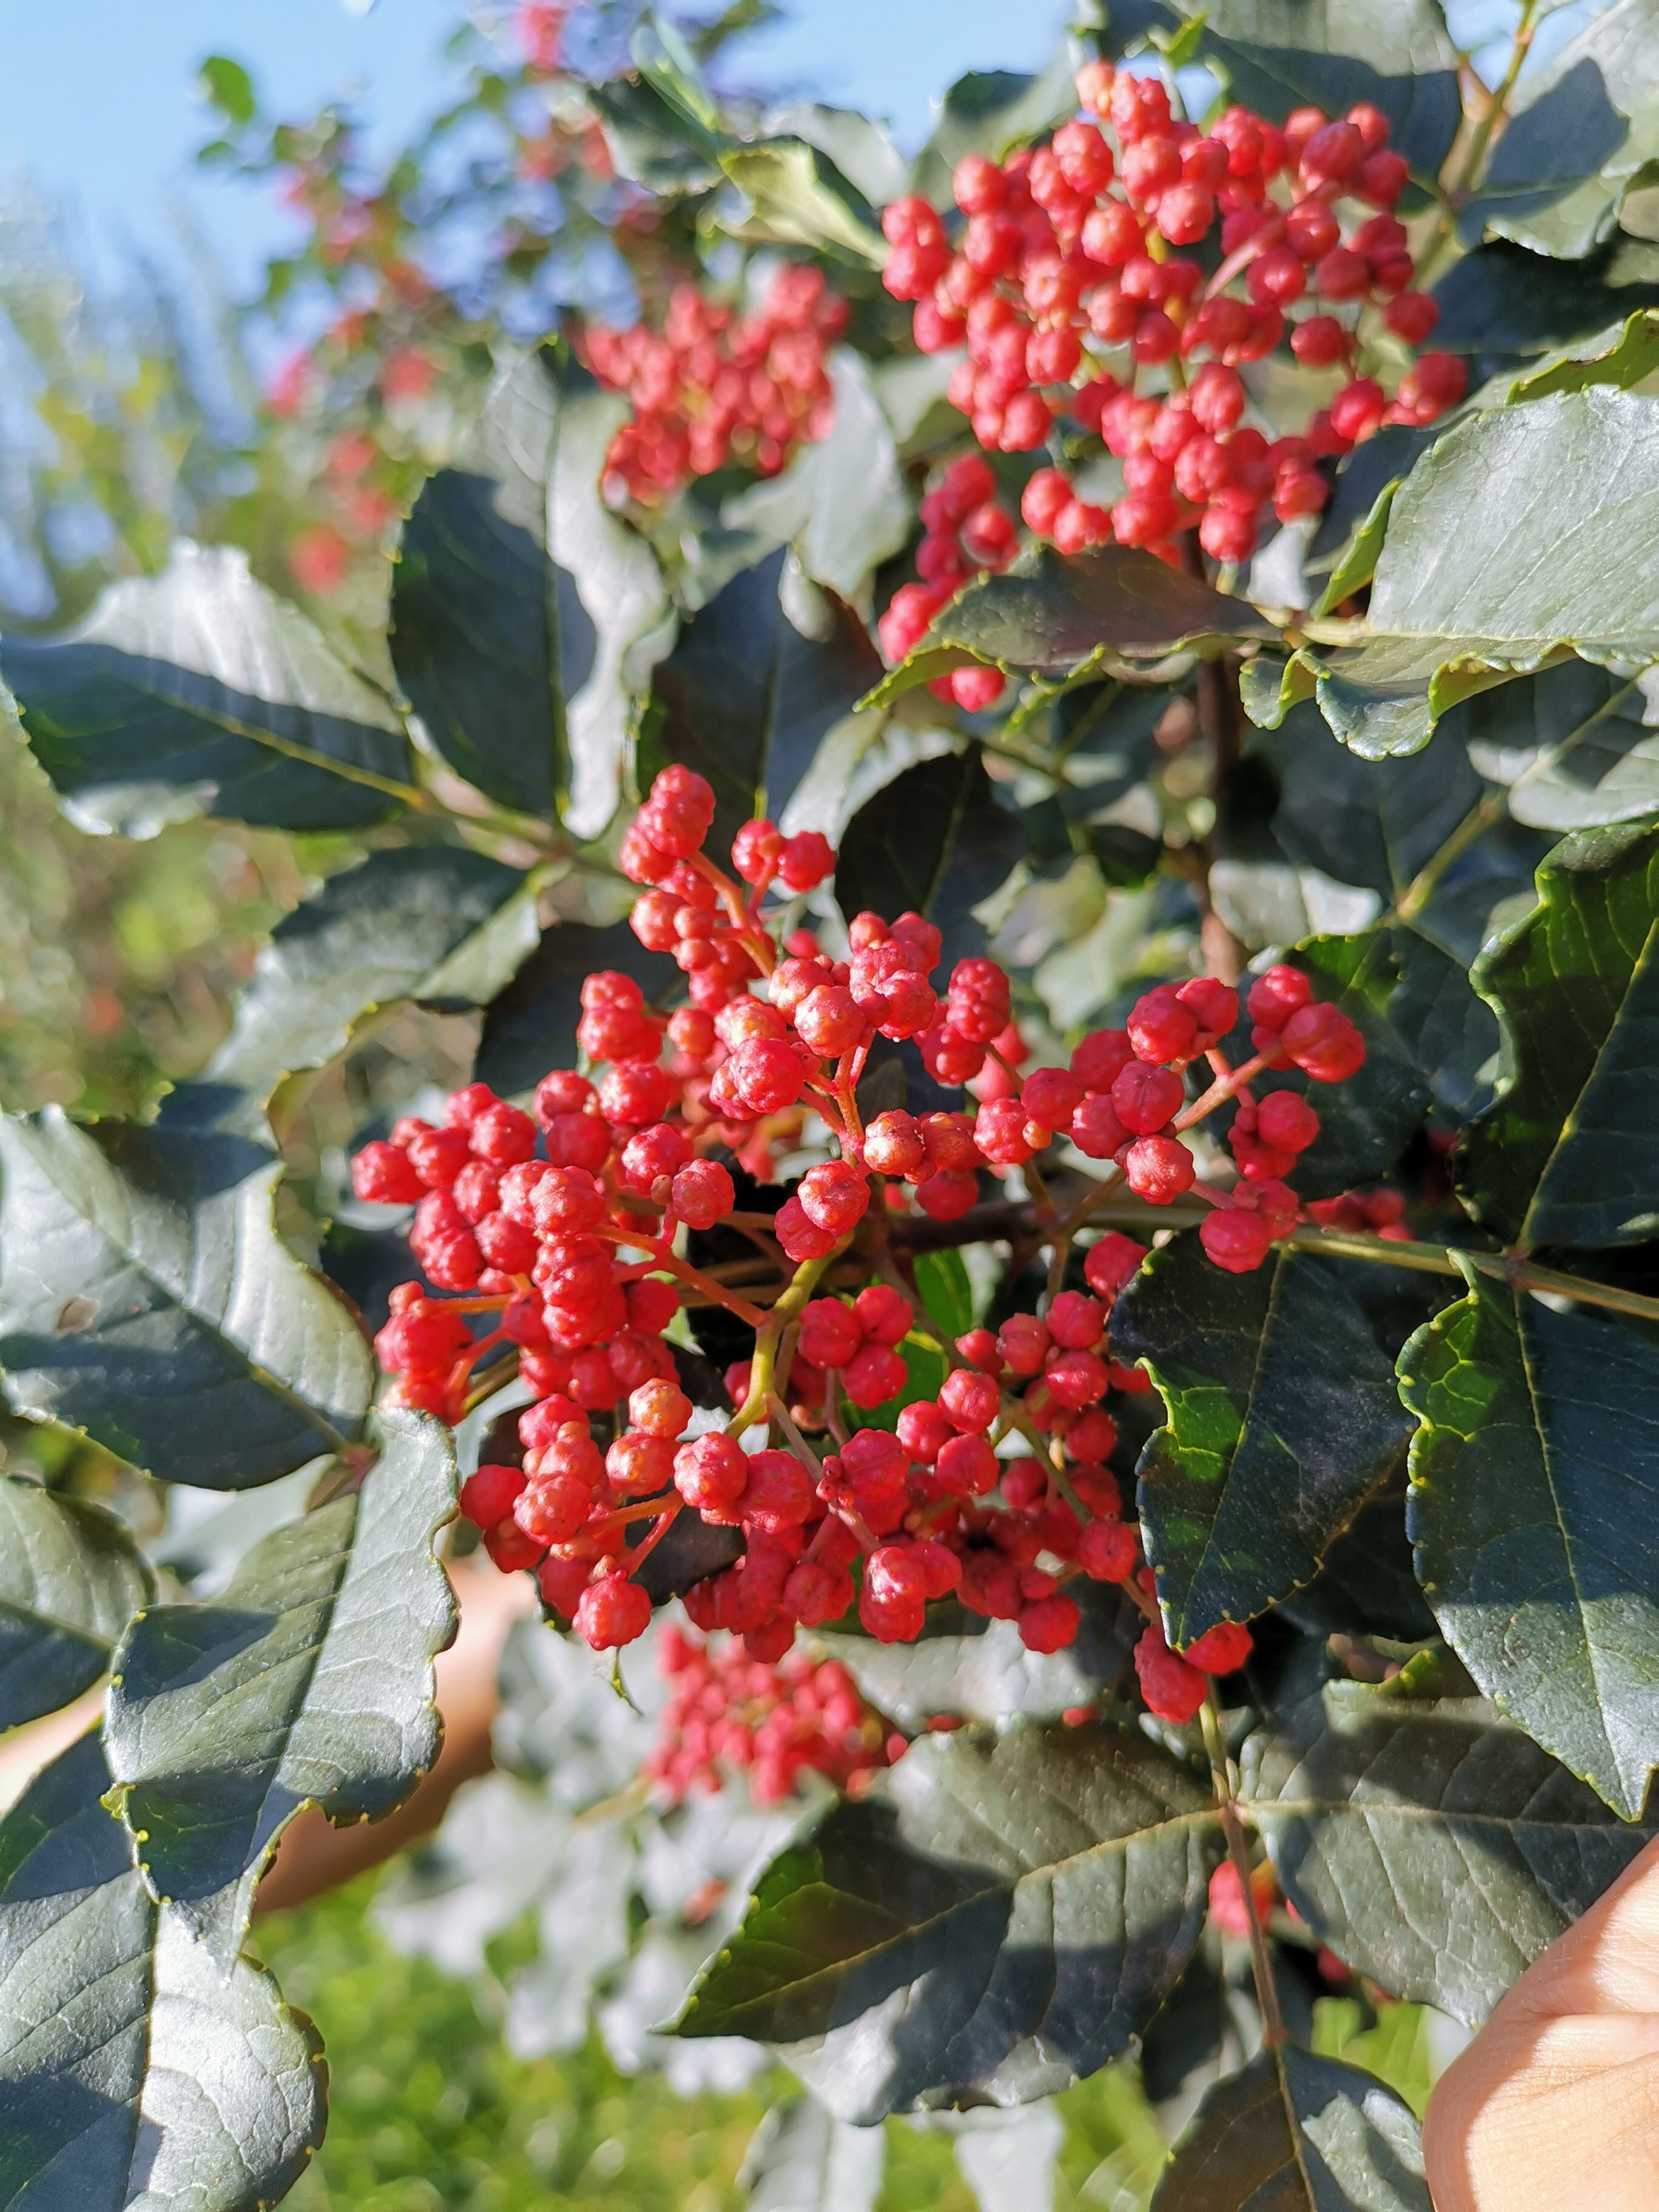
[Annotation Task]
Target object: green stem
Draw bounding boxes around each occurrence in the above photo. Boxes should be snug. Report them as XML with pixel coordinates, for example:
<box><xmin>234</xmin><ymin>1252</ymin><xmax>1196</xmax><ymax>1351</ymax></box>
<box><xmin>728</xmin><ymin>1248</ymin><xmax>839</xmax><ymax>1436</ymax></box>
<box><xmin>1200</xmin><ymin>1692</ymin><xmax>1287</xmax><ymax>2051</ymax></box>
<box><xmin>1415</xmin><ymin>0</ymin><xmax>1543</xmax><ymax>286</ymax></box>
<box><xmin>1287</xmin><ymin>1227</ymin><xmax>1659</xmax><ymax>1325</ymax></box>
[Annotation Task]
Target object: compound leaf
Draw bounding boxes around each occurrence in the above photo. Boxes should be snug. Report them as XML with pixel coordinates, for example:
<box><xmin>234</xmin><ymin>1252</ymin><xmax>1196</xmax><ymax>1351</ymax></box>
<box><xmin>1150</xmin><ymin>2043</ymin><xmax>1429</xmax><ymax>2211</ymax></box>
<box><xmin>0</xmin><ymin>1730</ymin><xmax>324</xmax><ymax>2210</ymax></box>
<box><xmin>673</xmin><ymin>1718</ymin><xmax>1221</xmax><ymax>2123</ymax></box>
<box><xmin>1456</xmin><ymin>817</ymin><xmax>1659</xmax><ymax>1249</ymax></box>
<box><xmin>1111</xmin><ymin>1233</ymin><xmax>1412</xmax><ymax>1648</ymax></box>
<box><xmin>104</xmin><ymin>1411</ymin><xmax>457</xmax><ymax>1951</ymax></box>
<box><xmin>208</xmin><ymin>846</ymin><xmax>540</xmax><ymax>1106</ymax></box>
<box><xmin>1243</xmin><ymin>1675</ymin><xmax>1659</xmax><ymax>2020</ymax></box>
<box><xmin>1401</xmin><ymin>1279</ymin><xmax>1659</xmax><ymax>1820</ymax></box>
<box><xmin>0</xmin><ymin>1109</ymin><xmax>373</xmax><ymax>1488</ymax></box>
<box><xmin>0</xmin><ymin>1475</ymin><xmax>154</xmax><ymax>1730</ymax></box>
<box><xmin>0</xmin><ymin>541</ymin><xmax>411</xmax><ymax>836</ymax></box>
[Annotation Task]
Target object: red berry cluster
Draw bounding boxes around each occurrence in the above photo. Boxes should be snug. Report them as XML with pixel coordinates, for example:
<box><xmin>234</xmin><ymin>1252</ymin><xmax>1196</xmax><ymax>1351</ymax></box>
<box><xmin>355</xmin><ymin>763</ymin><xmax>1364</xmax><ymax>1679</ymax></box>
<box><xmin>879</xmin><ymin>64</ymin><xmax>1464</xmax><ymax>574</ymax></box>
<box><xmin>647</xmin><ymin>1625</ymin><xmax>896</xmax><ymax>1803</ymax></box>
<box><xmin>1134</xmin><ymin>1609</ymin><xmax>1254</xmax><ymax>1723</ymax></box>
<box><xmin>587</xmin><ymin>266</ymin><xmax>847</xmax><ymax>503</ymax></box>
<box><xmin>879</xmin><ymin>452</ymin><xmax>1017</xmax><ymax>713</ymax></box>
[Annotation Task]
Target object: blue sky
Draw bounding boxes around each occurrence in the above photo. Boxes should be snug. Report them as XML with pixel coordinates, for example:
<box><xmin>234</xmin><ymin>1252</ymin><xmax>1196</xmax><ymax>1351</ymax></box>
<box><xmin>0</xmin><ymin>0</ymin><xmax>1072</xmax><ymax>293</ymax></box>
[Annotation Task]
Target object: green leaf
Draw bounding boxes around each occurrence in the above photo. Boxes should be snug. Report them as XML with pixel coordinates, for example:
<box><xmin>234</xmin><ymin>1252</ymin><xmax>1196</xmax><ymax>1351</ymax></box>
<box><xmin>648</xmin><ymin>549</ymin><xmax>883</xmax><ymax>862</ymax></box>
<box><xmin>1290</xmin><ymin>391</ymin><xmax>1659</xmax><ymax>759</ymax></box>
<box><xmin>1169</xmin><ymin>0</ymin><xmax>1460</xmax><ymax>184</ymax></box>
<box><xmin>1261</xmin><ymin>702</ymin><xmax>1485</xmax><ymax>902</ymax></box>
<box><xmin>1463</xmin><ymin>0</ymin><xmax>1659</xmax><ymax>260</ymax></box>
<box><xmin>724</xmin><ymin>349</ymin><xmax>912</xmax><ymax>603</ymax></box>
<box><xmin>719</xmin><ymin>140</ymin><xmax>886</xmax><ymax>263</ymax></box>
<box><xmin>104</xmin><ymin>1410</ymin><xmax>457</xmax><ymax>1949</ymax></box>
<box><xmin>0</xmin><ymin>1107</ymin><xmax>373</xmax><ymax>1487</ymax></box>
<box><xmin>1111</xmin><ymin>1232</ymin><xmax>1412</xmax><ymax>1647</ymax></box>
<box><xmin>1243</xmin><ymin>1675</ymin><xmax>1659</xmax><ymax>2020</ymax></box>
<box><xmin>1275</xmin><ymin>1485</ymin><xmax>1439</xmax><ymax>1644</ymax></box>
<box><xmin>862</xmin><ymin>546</ymin><xmax>1276</xmax><ymax>711</ymax></box>
<box><xmin>1150</xmin><ymin>2045</ymin><xmax>1429</xmax><ymax>2211</ymax></box>
<box><xmin>198</xmin><ymin>54</ymin><xmax>256</xmax><ymax>127</ymax></box>
<box><xmin>673</xmin><ymin>1718</ymin><xmax>1221</xmax><ymax>2122</ymax></box>
<box><xmin>0</xmin><ymin>1730</ymin><xmax>324</xmax><ymax>2209</ymax></box>
<box><xmin>909</xmin><ymin>47</ymin><xmax>1084</xmax><ymax>205</ymax></box>
<box><xmin>1400</xmin><ymin>1279</ymin><xmax>1659</xmax><ymax>1819</ymax></box>
<box><xmin>207</xmin><ymin>846</ymin><xmax>540</xmax><ymax>1106</ymax></box>
<box><xmin>1506</xmin><ymin>307</ymin><xmax>1659</xmax><ymax>401</ymax></box>
<box><xmin>1432</xmin><ymin>238</ymin><xmax>1659</xmax><ymax>357</ymax></box>
<box><xmin>1447</xmin><ymin>658</ymin><xmax>1654</xmax><ymax>834</ymax></box>
<box><xmin>0</xmin><ymin>1476</ymin><xmax>153</xmax><ymax>1729</ymax></box>
<box><xmin>1456</xmin><ymin>817</ymin><xmax>1659</xmax><ymax>1247</ymax></box>
<box><xmin>834</xmin><ymin>747</ymin><xmax>1024</xmax><ymax>970</ymax></box>
<box><xmin>739</xmin><ymin>2094</ymin><xmax>885</xmax><ymax>2212</ymax></box>
<box><xmin>763</xmin><ymin>103</ymin><xmax>909</xmax><ymax>209</ymax></box>
<box><xmin>0</xmin><ymin>541</ymin><xmax>412</xmax><ymax>834</ymax></box>
<box><xmin>474</xmin><ymin>917</ymin><xmax>678</xmax><ymax>1098</ymax></box>
<box><xmin>589</xmin><ymin>74</ymin><xmax>726</xmax><ymax>193</ymax></box>
<box><xmin>912</xmin><ymin>1247</ymin><xmax>974</xmax><ymax>1340</ymax></box>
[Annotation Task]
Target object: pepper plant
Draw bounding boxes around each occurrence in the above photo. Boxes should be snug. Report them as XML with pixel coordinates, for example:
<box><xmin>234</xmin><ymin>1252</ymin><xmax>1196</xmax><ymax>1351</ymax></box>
<box><xmin>4</xmin><ymin>5</ymin><xmax>1659</xmax><ymax>2207</ymax></box>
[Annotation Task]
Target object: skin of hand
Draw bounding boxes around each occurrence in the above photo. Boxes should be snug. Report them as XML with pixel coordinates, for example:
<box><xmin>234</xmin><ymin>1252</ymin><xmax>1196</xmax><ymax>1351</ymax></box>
<box><xmin>1423</xmin><ymin>1834</ymin><xmax>1659</xmax><ymax>2211</ymax></box>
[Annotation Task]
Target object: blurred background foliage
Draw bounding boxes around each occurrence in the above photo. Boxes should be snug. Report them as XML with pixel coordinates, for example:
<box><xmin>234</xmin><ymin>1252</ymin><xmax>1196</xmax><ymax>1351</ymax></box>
<box><xmin>0</xmin><ymin>4</ymin><xmax>1444</xmax><ymax>2200</ymax></box>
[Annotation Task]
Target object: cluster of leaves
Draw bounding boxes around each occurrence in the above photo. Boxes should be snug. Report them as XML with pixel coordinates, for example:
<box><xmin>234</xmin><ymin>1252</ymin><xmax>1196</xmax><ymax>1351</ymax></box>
<box><xmin>5</xmin><ymin>4</ymin><xmax>1659</xmax><ymax>2209</ymax></box>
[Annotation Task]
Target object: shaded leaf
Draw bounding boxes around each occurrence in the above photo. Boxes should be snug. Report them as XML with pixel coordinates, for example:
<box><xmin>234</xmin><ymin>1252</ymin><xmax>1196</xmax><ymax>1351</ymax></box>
<box><xmin>1168</xmin><ymin>0</ymin><xmax>1460</xmax><ymax>185</ymax></box>
<box><xmin>1260</xmin><ymin>702</ymin><xmax>1484</xmax><ymax>900</ymax></box>
<box><xmin>1111</xmin><ymin>1232</ymin><xmax>1412</xmax><ymax>1647</ymax></box>
<box><xmin>862</xmin><ymin>546</ymin><xmax>1275</xmax><ymax>709</ymax></box>
<box><xmin>1243</xmin><ymin>1675</ymin><xmax>1659</xmax><ymax>2020</ymax></box>
<box><xmin>0</xmin><ymin>1109</ymin><xmax>373</xmax><ymax>1488</ymax></box>
<box><xmin>763</xmin><ymin>104</ymin><xmax>909</xmax><ymax>209</ymax></box>
<box><xmin>1431</xmin><ymin>237</ymin><xmax>1659</xmax><ymax>356</ymax></box>
<box><xmin>1401</xmin><ymin>1279</ymin><xmax>1659</xmax><ymax>1819</ymax></box>
<box><xmin>1288</xmin><ymin>391</ymin><xmax>1659</xmax><ymax>759</ymax></box>
<box><xmin>649</xmin><ymin>549</ymin><xmax>883</xmax><ymax>860</ymax></box>
<box><xmin>673</xmin><ymin>1718</ymin><xmax>1221</xmax><ymax>2122</ymax></box>
<box><xmin>590</xmin><ymin>72</ymin><xmax>725</xmax><ymax>193</ymax></box>
<box><xmin>474</xmin><ymin>918</ymin><xmax>677</xmax><ymax>1098</ymax></box>
<box><xmin>105</xmin><ymin>1410</ymin><xmax>457</xmax><ymax>1949</ymax></box>
<box><xmin>0</xmin><ymin>541</ymin><xmax>411</xmax><ymax>834</ymax></box>
<box><xmin>739</xmin><ymin>2094</ymin><xmax>885</xmax><ymax>2212</ymax></box>
<box><xmin>1457</xmin><ymin>817</ymin><xmax>1659</xmax><ymax>1247</ymax></box>
<box><xmin>835</xmin><ymin>747</ymin><xmax>1024</xmax><ymax>970</ymax></box>
<box><xmin>1463</xmin><ymin>0</ymin><xmax>1659</xmax><ymax>259</ymax></box>
<box><xmin>391</xmin><ymin>351</ymin><xmax>599</xmax><ymax>818</ymax></box>
<box><xmin>208</xmin><ymin>846</ymin><xmax>538</xmax><ymax>1105</ymax></box>
<box><xmin>1276</xmin><ymin>1487</ymin><xmax>1438</xmax><ymax>1643</ymax></box>
<box><xmin>1150</xmin><ymin>2043</ymin><xmax>1429</xmax><ymax>2210</ymax></box>
<box><xmin>0</xmin><ymin>1731</ymin><xmax>324</xmax><ymax>2210</ymax></box>
<box><xmin>0</xmin><ymin>1475</ymin><xmax>153</xmax><ymax>1729</ymax></box>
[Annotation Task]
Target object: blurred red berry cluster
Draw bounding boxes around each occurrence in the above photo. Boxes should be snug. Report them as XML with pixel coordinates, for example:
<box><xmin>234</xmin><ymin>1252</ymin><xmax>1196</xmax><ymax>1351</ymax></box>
<box><xmin>647</xmin><ymin>1626</ymin><xmax>897</xmax><ymax>1802</ymax></box>
<box><xmin>587</xmin><ymin>266</ymin><xmax>848</xmax><ymax>501</ymax></box>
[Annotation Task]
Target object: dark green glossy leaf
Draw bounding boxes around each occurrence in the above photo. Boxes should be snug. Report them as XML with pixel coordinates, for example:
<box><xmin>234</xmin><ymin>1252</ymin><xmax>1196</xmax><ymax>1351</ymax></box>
<box><xmin>1111</xmin><ymin>1232</ymin><xmax>1412</xmax><ymax>1647</ymax></box>
<box><xmin>0</xmin><ymin>1731</ymin><xmax>324</xmax><ymax>2209</ymax></box>
<box><xmin>863</xmin><ymin>546</ymin><xmax>1275</xmax><ymax>709</ymax></box>
<box><xmin>1243</xmin><ymin>1675</ymin><xmax>1659</xmax><ymax>2020</ymax></box>
<box><xmin>391</xmin><ymin>354</ymin><xmax>597</xmax><ymax>818</ymax></box>
<box><xmin>834</xmin><ymin>748</ymin><xmax>1024</xmax><ymax>970</ymax></box>
<box><xmin>1275</xmin><ymin>1486</ymin><xmax>1439</xmax><ymax>1644</ymax></box>
<box><xmin>1288</xmin><ymin>392</ymin><xmax>1659</xmax><ymax>760</ymax></box>
<box><xmin>1168</xmin><ymin>0</ymin><xmax>1460</xmax><ymax>184</ymax></box>
<box><xmin>105</xmin><ymin>1411</ymin><xmax>457</xmax><ymax>1949</ymax></box>
<box><xmin>674</xmin><ymin>1718</ymin><xmax>1221</xmax><ymax>2122</ymax></box>
<box><xmin>1261</xmin><ymin>702</ymin><xmax>1485</xmax><ymax>900</ymax></box>
<box><xmin>1457</xmin><ymin>817</ymin><xmax>1659</xmax><ymax>1248</ymax></box>
<box><xmin>1150</xmin><ymin>2043</ymin><xmax>1429</xmax><ymax>2210</ymax></box>
<box><xmin>0</xmin><ymin>543</ymin><xmax>412</xmax><ymax>835</ymax></box>
<box><xmin>909</xmin><ymin>47</ymin><xmax>1083</xmax><ymax>205</ymax></box>
<box><xmin>649</xmin><ymin>549</ymin><xmax>883</xmax><ymax>860</ymax></box>
<box><xmin>1432</xmin><ymin>238</ymin><xmax>1659</xmax><ymax>357</ymax></box>
<box><xmin>474</xmin><ymin>918</ymin><xmax>677</xmax><ymax>1098</ymax></box>
<box><xmin>207</xmin><ymin>846</ymin><xmax>538</xmax><ymax>1105</ymax></box>
<box><xmin>400</xmin><ymin>352</ymin><xmax>672</xmax><ymax>836</ymax></box>
<box><xmin>0</xmin><ymin>1476</ymin><xmax>153</xmax><ymax>1730</ymax></box>
<box><xmin>1401</xmin><ymin>1279</ymin><xmax>1659</xmax><ymax>1819</ymax></box>
<box><xmin>0</xmin><ymin>1110</ymin><xmax>373</xmax><ymax>1487</ymax></box>
<box><xmin>913</xmin><ymin>1248</ymin><xmax>974</xmax><ymax>1340</ymax></box>
<box><xmin>1463</xmin><ymin>0</ymin><xmax>1659</xmax><ymax>259</ymax></box>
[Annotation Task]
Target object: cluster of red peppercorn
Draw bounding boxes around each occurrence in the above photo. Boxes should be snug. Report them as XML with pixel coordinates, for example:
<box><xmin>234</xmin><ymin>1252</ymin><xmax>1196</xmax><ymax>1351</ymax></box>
<box><xmin>646</xmin><ymin>1625</ymin><xmax>897</xmax><ymax>1803</ymax></box>
<box><xmin>876</xmin><ymin>63</ymin><xmax>1466</xmax><ymax>682</ymax></box>
<box><xmin>586</xmin><ymin>264</ymin><xmax>847</xmax><ymax>503</ymax></box>
<box><xmin>354</xmin><ymin>763</ymin><xmax>1362</xmax><ymax>1697</ymax></box>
